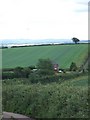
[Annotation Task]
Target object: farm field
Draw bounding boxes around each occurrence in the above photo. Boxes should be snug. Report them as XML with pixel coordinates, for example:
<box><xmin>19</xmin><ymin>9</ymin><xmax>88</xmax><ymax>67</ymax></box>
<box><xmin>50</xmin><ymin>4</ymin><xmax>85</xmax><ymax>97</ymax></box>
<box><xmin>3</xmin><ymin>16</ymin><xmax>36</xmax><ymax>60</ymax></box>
<box><xmin>2</xmin><ymin>44</ymin><xmax>88</xmax><ymax>69</ymax></box>
<box><xmin>2</xmin><ymin>43</ymin><xmax>89</xmax><ymax>118</ymax></box>
<box><xmin>2</xmin><ymin>75</ymin><xmax>89</xmax><ymax>118</ymax></box>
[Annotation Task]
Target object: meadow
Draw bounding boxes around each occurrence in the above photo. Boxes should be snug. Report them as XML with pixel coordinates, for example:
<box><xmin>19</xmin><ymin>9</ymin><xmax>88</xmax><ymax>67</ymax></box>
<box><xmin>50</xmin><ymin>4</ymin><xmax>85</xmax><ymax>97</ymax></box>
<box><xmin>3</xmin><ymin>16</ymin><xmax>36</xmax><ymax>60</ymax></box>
<box><xmin>2</xmin><ymin>44</ymin><xmax>88</xmax><ymax>69</ymax></box>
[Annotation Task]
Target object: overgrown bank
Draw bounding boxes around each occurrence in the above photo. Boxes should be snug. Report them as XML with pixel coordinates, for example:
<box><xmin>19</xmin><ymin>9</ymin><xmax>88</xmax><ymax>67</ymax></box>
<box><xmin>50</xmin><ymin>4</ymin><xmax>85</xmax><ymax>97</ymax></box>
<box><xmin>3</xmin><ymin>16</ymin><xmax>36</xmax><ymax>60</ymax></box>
<box><xmin>2</xmin><ymin>75</ymin><xmax>89</xmax><ymax>118</ymax></box>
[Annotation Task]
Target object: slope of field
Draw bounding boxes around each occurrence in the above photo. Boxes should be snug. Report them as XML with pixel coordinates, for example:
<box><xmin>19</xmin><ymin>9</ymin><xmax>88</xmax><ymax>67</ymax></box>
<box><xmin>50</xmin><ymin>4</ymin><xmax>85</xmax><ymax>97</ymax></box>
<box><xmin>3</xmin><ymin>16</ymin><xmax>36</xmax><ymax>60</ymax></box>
<box><xmin>2</xmin><ymin>44</ymin><xmax>88</xmax><ymax>69</ymax></box>
<box><xmin>2</xmin><ymin>75</ymin><xmax>89</xmax><ymax>118</ymax></box>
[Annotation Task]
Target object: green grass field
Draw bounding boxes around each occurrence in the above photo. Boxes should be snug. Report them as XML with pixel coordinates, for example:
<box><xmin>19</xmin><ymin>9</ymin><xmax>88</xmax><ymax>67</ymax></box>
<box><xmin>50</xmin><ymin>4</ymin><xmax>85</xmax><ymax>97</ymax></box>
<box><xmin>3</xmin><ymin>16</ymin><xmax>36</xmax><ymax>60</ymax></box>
<box><xmin>2</xmin><ymin>44</ymin><xmax>88</xmax><ymax>69</ymax></box>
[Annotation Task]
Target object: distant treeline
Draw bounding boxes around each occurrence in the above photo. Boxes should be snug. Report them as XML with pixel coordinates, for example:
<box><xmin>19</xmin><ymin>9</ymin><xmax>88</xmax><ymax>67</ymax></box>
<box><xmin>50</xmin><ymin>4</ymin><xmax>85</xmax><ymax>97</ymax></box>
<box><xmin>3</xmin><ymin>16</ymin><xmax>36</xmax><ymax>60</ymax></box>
<box><xmin>0</xmin><ymin>42</ymin><xmax>89</xmax><ymax>49</ymax></box>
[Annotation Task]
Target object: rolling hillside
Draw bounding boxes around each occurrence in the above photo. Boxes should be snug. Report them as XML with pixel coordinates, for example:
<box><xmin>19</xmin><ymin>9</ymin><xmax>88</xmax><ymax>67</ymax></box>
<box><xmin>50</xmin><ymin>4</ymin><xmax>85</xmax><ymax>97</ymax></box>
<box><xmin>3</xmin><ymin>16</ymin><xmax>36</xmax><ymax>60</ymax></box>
<box><xmin>2</xmin><ymin>44</ymin><xmax>88</xmax><ymax>69</ymax></box>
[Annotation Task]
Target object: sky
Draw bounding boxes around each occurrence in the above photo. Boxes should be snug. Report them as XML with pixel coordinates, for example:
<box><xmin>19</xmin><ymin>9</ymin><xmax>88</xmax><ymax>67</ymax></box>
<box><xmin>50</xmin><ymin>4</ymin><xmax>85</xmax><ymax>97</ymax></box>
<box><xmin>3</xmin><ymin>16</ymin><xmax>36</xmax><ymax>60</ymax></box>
<box><xmin>0</xmin><ymin>0</ymin><xmax>89</xmax><ymax>40</ymax></box>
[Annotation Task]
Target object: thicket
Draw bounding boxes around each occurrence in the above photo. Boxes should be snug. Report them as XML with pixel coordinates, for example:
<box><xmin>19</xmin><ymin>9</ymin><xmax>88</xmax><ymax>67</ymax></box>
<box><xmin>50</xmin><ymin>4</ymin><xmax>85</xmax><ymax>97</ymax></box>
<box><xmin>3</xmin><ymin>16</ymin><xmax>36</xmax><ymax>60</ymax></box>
<box><xmin>2</xmin><ymin>67</ymin><xmax>33</xmax><ymax>79</ymax></box>
<box><xmin>2</xmin><ymin>70</ymin><xmax>88</xmax><ymax>85</ymax></box>
<box><xmin>2</xmin><ymin>58</ymin><xmax>88</xmax><ymax>85</ymax></box>
<box><xmin>2</xmin><ymin>76</ymin><xmax>89</xmax><ymax>118</ymax></box>
<box><xmin>70</xmin><ymin>62</ymin><xmax>77</xmax><ymax>71</ymax></box>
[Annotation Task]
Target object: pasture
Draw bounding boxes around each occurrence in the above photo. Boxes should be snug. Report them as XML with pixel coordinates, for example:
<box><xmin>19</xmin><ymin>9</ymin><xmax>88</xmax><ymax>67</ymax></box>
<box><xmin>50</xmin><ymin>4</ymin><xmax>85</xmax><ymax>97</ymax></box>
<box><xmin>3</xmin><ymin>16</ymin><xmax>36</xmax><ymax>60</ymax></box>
<box><xmin>2</xmin><ymin>44</ymin><xmax>88</xmax><ymax>69</ymax></box>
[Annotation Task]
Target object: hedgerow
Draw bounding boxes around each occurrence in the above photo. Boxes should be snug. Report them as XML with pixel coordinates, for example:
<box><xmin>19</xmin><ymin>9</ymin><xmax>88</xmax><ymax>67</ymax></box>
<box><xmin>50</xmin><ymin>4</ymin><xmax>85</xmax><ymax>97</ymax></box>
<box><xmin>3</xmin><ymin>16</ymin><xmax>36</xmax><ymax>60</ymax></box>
<box><xmin>2</xmin><ymin>75</ymin><xmax>89</xmax><ymax>118</ymax></box>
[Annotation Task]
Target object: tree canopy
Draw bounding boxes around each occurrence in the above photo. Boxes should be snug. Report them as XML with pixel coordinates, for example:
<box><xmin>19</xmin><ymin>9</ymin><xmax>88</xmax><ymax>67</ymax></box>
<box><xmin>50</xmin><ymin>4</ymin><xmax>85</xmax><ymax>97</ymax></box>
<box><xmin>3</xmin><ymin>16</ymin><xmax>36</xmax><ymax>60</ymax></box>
<box><xmin>72</xmin><ymin>37</ymin><xmax>80</xmax><ymax>44</ymax></box>
<box><xmin>37</xmin><ymin>58</ymin><xmax>54</xmax><ymax>75</ymax></box>
<box><xmin>70</xmin><ymin>62</ymin><xmax>77</xmax><ymax>71</ymax></box>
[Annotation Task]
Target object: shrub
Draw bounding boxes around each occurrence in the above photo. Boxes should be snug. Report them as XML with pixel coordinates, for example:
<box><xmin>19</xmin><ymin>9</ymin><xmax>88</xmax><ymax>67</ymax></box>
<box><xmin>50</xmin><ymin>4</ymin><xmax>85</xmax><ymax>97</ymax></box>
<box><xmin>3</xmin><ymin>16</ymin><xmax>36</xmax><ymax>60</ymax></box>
<box><xmin>37</xmin><ymin>58</ymin><xmax>54</xmax><ymax>76</ymax></box>
<box><xmin>2</xmin><ymin>72</ymin><xmax>15</xmax><ymax>79</ymax></box>
<box><xmin>70</xmin><ymin>62</ymin><xmax>78</xmax><ymax>71</ymax></box>
<box><xmin>2</xmin><ymin>77</ymin><xmax>89</xmax><ymax>118</ymax></box>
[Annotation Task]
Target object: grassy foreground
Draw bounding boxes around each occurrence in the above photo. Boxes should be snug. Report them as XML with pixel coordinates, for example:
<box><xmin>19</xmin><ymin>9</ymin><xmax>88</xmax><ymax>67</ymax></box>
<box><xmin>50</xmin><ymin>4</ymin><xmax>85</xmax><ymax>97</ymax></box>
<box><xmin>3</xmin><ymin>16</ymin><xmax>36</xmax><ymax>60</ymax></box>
<box><xmin>2</xmin><ymin>75</ymin><xmax>89</xmax><ymax>118</ymax></box>
<box><xmin>2</xmin><ymin>44</ymin><xmax>88</xmax><ymax>68</ymax></box>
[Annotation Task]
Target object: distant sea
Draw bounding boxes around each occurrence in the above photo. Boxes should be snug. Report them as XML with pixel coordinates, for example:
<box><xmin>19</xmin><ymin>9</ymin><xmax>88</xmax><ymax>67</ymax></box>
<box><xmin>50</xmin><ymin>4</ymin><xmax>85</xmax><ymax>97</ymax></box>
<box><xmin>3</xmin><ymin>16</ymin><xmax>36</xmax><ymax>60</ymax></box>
<box><xmin>0</xmin><ymin>39</ymin><xmax>89</xmax><ymax>47</ymax></box>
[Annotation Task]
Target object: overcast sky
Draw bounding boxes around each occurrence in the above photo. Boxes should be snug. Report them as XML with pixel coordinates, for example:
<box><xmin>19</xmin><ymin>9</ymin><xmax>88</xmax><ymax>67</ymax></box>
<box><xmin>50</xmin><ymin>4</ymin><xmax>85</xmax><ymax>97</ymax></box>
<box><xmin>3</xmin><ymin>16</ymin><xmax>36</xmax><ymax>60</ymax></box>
<box><xmin>0</xmin><ymin>0</ymin><xmax>89</xmax><ymax>40</ymax></box>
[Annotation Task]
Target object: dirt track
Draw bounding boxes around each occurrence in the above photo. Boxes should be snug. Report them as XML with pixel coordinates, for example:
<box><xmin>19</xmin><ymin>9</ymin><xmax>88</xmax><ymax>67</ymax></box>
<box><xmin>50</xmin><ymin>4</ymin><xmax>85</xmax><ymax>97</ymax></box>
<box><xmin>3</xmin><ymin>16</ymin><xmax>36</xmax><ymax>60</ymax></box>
<box><xmin>2</xmin><ymin>112</ymin><xmax>34</xmax><ymax>120</ymax></box>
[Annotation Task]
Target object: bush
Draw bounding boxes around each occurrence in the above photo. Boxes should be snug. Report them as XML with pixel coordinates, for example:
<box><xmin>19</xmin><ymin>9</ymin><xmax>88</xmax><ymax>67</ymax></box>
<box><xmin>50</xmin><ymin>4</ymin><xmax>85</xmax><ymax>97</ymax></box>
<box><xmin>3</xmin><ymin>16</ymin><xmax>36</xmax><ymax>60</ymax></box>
<box><xmin>29</xmin><ymin>65</ymin><xmax>36</xmax><ymax>70</ymax></box>
<box><xmin>2</xmin><ymin>72</ymin><xmax>15</xmax><ymax>79</ymax></box>
<box><xmin>2</xmin><ymin>77</ymin><xmax>89</xmax><ymax>118</ymax></box>
<box><xmin>29</xmin><ymin>73</ymin><xmax>60</xmax><ymax>84</ymax></box>
<box><xmin>2</xmin><ymin>67</ymin><xmax>32</xmax><ymax>79</ymax></box>
<box><xmin>70</xmin><ymin>62</ymin><xmax>77</xmax><ymax>71</ymax></box>
<box><xmin>37</xmin><ymin>58</ymin><xmax>54</xmax><ymax>76</ymax></box>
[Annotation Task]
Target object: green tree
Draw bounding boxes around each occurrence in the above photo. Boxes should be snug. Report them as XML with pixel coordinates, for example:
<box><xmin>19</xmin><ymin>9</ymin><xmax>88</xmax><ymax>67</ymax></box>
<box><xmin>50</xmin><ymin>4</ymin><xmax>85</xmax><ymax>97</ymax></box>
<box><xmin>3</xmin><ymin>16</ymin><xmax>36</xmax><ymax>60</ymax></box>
<box><xmin>14</xmin><ymin>67</ymin><xmax>23</xmax><ymax>78</ymax></box>
<box><xmin>22</xmin><ymin>67</ymin><xmax>32</xmax><ymax>78</ymax></box>
<box><xmin>70</xmin><ymin>62</ymin><xmax>77</xmax><ymax>71</ymax></box>
<box><xmin>72</xmin><ymin>37</ymin><xmax>80</xmax><ymax>44</ymax></box>
<box><xmin>37</xmin><ymin>58</ymin><xmax>54</xmax><ymax>76</ymax></box>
